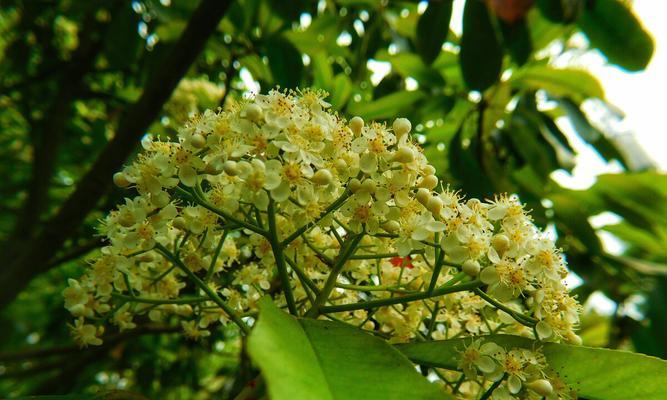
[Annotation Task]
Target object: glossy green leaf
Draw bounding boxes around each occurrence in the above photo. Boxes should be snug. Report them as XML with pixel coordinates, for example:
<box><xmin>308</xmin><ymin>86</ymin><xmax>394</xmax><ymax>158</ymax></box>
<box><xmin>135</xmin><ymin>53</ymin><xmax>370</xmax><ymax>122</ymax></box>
<box><xmin>578</xmin><ymin>0</ymin><xmax>654</xmax><ymax>71</ymax></box>
<box><xmin>536</xmin><ymin>0</ymin><xmax>582</xmax><ymax>23</ymax></box>
<box><xmin>103</xmin><ymin>4</ymin><xmax>142</xmax><ymax>69</ymax></box>
<box><xmin>460</xmin><ymin>1</ymin><xmax>503</xmax><ymax>91</ymax></box>
<box><xmin>347</xmin><ymin>91</ymin><xmax>425</xmax><ymax>120</ymax></box>
<box><xmin>499</xmin><ymin>18</ymin><xmax>532</xmax><ymax>65</ymax></box>
<box><xmin>416</xmin><ymin>0</ymin><xmax>453</xmax><ymax>65</ymax></box>
<box><xmin>247</xmin><ymin>298</ymin><xmax>447</xmax><ymax>400</ymax></box>
<box><xmin>512</xmin><ymin>66</ymin><xmax>604</xmax><ymax>100</ymax></box>
<box><xmin>376</xmin><ymin>51</ymin><xmax>446</xmax><ymax>87</ymax></box>
<box><xmin>264</xmin><ymin>36</ymin><xmax>303</xmax><ymax>89</ymax></box>
<box><xmin>396</xmin><ymin>334</ymin><xmax>667</xmax><ymax>400</ymax></box>
<box><xmin>328</xmin><ymin>74</ymin><xmax>353</xmax><ymax>110</ymax></box>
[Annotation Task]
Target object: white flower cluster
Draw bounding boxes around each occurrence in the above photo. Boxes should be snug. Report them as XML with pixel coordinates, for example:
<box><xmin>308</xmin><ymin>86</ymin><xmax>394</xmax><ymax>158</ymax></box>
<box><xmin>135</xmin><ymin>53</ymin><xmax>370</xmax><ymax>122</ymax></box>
<box><xmin>64</xmin><ymin>89</ymin><xmax>581</xmax><ymax>389</ymax></box>
<box><xmin>457</xmin><ymin>339</ymin><xmax>575</xmax><ymax>399</ymax></box>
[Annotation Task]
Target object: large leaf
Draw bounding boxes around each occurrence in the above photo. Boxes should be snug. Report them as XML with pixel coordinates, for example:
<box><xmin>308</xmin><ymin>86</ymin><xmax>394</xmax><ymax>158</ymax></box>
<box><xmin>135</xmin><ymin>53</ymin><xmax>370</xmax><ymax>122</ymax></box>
<box><xmin>416</xmin><ymin>0</ymin><xmax>453</xmax><ymax>65</ymax></box>
<box><xmin>460</xmin><ymin>1</ymin><xmax>503</xmax><ymax>91</ymax></box>
<box><xmin>499</xmin><ymin>18</ymin><xmax>532</xmax><ymax>65</ymax></box>
<box><xmin>577</xmin><ymin>0</ymin><xmax>654</xmax><ymax>71</ymax></box>
<box><xmin>347</xmin><ymin>91</ymin><xmax>425</xmax><ymax>120</ymax></box>
<box><xmin>264</xmin><ymin>35</ymin><xmax>304</xmax><ymax>89</ymax></box>
<box><xmin>247</xmin><ymin>298</ymin><xmax>447</xmax><ymax>400</ymax></box>
<box><xmin>397</xmin><ymin>334</ymin><xmax>667</xmax><ymax>400</ymax></box>
<box><xmin>511</xmin><ymin>66</ymin><xmax>604</xmax><ymax>100</ymax></box>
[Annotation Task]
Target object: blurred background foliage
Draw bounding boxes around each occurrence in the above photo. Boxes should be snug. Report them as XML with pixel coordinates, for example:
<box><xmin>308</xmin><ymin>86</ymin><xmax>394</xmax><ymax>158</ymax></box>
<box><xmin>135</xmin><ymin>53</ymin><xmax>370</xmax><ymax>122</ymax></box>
<box><xmin>0</xmin><ymin>0</ymin><xmax>664</xmax><ymax>397</ymax></box>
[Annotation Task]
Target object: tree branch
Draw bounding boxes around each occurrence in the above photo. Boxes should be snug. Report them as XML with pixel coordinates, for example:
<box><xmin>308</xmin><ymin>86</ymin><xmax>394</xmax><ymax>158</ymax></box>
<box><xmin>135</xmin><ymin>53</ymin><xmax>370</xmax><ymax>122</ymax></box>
<box><xmin>0</xmin><ymin>0</ymin><xmax>234</xmax><ymax>310</ymax></box>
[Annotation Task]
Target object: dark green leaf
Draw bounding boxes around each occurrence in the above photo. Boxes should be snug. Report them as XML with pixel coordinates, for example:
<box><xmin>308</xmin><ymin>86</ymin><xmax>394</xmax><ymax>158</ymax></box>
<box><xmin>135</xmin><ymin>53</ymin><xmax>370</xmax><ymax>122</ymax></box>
<box><xmin>416</xmin><ymin>0</ymin><xmax>453</xmax><ymax>65</ymax></box>
<box><xmin>499</xmin><ymin>18</ymin><xmax>532</xmax><ymax>65</ymax></box>
<box><xmin>512</xmin><ymin>66</ymin><xmax>604</xmax><ymax>100</ymax></box>
<box><xmin>460</xmin><ymin>1</ymin><xmax>503</xmax><ymax>91</ymax></box>
<box><xmin>347</xmin><ymin>91</ymin><xmax>425</xmax><ymax>120</ymax></box>
<box><xmin>578</xmin><ymin>0</ymin><xmax>654</xmax><ymax>71</ymax></box>
<box><xmin>264</xmin><ymin>36</ymin><xmax>303</xmax><ymax>89</ymax></box>
<box><xmin>329</xmin><ymin>74</ymin><xmax>353</xmax><ymax>110</ymax></box>
<box><xmin>536</xmin><ymin>0</ymin><xmax>583</xmax><ymax>23</ymax></box>
<box><xmin>247</xmin><ymin>298</ymin><xmax>448</xmax><ymax>400</ymax></box>
<box><xmin>103</xmin><ymin>4</ymin><xmax>142</xmax><ymax>69</ymax></box>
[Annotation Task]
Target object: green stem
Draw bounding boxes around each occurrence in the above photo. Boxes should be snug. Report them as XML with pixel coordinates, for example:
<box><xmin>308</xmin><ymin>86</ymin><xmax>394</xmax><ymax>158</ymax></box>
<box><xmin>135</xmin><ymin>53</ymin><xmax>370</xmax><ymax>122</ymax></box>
<box><xmin>267</xmin><ymin>198</ymin><xmax>298</xmax><ymax>315</ymax></box>
<box><xmin>205</xmin><ymin>230</ymin><xmax>228</xmax><ymax>281</ymax></box>
<box><xmin>480</xmin><ymin>374</ymin><xmax>506</xmax><ymax>400</ymax></box>
<box><xmin>349</xmin><ymin>250</ymin><xmax>425</xmax><ymax>260</ymax></box>
<box><xmin>111</xmin><ymin>293</ymin><xmax>209</xmax><ymax>305</ymax></box>
<box><xmin>320</xmin><ymin>280</ymin><xmax>483</xmax><ymax>313</ymax></box>
<box><xmin>154</xmin><ymin>243</ymin><xmax>249</xmax><ymax>334</ymax></box>
<box><xmin>281</xmin><ymin>189</ymin><xmax>350</xmax><ymax>247</ymax></box>
<box><xmin>306</xmin><ymin>233</ymin><xmax>364</xmax><ymax>317</ymax></box>
<box><xmin>284</xmin><ymin>255</ymin><xmax>320</xmax><ymax>295</ymax></box>
<box><xmin>428</xmin><ymin>249</ymin><xmax>446</xmax><ymax>294</ymax></box>
<box><xmin>473</xmin><ymin>288</ymin><xmax>537</xmax><ymax>326</ymax></box>
<box><xmin>178</xmin><ymin>185</ymin><xmax>267</xmax><ymax>236</ymax></box>
<box><xmin>335</xmin><ymin>283</ymin><xmax>412</xmax><ymax>292</ymax></box>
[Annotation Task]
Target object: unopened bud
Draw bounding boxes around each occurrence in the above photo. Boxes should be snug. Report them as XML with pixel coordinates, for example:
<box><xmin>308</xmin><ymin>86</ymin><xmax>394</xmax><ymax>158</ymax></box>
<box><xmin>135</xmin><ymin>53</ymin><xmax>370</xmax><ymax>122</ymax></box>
<box><xmin>393</xmin><ymin>117</ymin><xmax>411</xmax><ymax>137</ymax></box>
<box><xmin>311</xmin><ymin>169</ymin><xmax>333</xmax><ymax>185</ymax></box>
<box><xmin>205</xmin><ymin>160</ymin><xmax>223</xmax><ymax>175</ymax></box>
<box><xmin>426</xmin><ymin>196</ymin><xmax>443</xmax><ymax>215</ymax></box>
<box><xmin>382</xmin><ymin>220</ymin><xmax>400</xmax><ymax>233</ymax></box>
<box><xmin>113</xmin><ymin>172</ymin><xmax>130</xmax><ymax>188</ymax></box>
<box><xmin>393</xmin><ymin>146</ymin><xmax>415</xmax><ymax>163</ymax></box>
<box><xmin>416</xmin><ymin>188</ymin><xmax>431</xmax><ymax>206</ymax></box>
<box><xmin>348</xmin><ymin>178</ymin><xmax>361</xmax><ymax>193</ymax></box>
<box><xmin>462</xmin><ymin>260</ymin><xmax>481</xmax><ymax>277</ymax></box>
<box><xmin>361</xmin><ymin>179</ymin><xmax>376</xmax><ymax>194</ymax></box>
<box><xmin>491</xmin><ymin>234</ymin><xmax>510</xmax><ymax>255</ymax></box>
<box><xmin>244</xmin><ymin>103</ymin><xmax>263</xmax><ymax>122</ymax></box>
<box><xmin>223</xmin><ymin>160</ymin><xmax>239</xmax><ymax>176</ymax></box>
<box><xmin>527</xmin><ymin>379</ymin><xmax>553</xmax><ymax>397</ymax></box>
<box><xmin>190</xmin><ymin>133</ymin><xmax>206</xmax><ymax>149</ymax></box>
<box><xmin>418</xmin><ymin>174</ymin><xmax>438</xmax><ymax>190</ymax></box>
<box><xmin>173</xmin><ymin>216</ymin><xmax>187</xmax><ymax>231</ymax></box>
<box><xmin>349</xmin><ymin>116</ymin><xmax>364</xmax><ymax>136</ymax></box>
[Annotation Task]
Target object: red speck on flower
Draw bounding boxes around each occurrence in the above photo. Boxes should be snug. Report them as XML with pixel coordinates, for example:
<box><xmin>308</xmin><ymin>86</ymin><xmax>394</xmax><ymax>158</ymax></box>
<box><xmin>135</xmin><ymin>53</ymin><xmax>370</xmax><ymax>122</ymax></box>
<box><xmin>390</xmin><ymin>256</ymin><xmax>413</xmax><ymax>269</ymax></box>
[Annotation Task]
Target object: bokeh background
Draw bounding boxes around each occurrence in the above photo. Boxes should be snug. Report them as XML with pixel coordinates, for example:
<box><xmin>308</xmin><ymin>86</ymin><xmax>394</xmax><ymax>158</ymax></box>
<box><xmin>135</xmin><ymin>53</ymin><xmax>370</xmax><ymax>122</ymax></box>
<box><xmin>0</xmin><ymin>0</ymin><xmax>665</xmax><ymax>398</ymax></box>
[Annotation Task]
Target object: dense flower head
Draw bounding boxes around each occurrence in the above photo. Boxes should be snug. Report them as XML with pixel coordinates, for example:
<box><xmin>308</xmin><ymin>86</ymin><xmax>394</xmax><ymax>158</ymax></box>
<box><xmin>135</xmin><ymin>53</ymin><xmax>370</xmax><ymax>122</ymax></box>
<box><xmin>65</xmin><ymin>88</ymin><xmax>582</xmax><ymax>392</ymax></box>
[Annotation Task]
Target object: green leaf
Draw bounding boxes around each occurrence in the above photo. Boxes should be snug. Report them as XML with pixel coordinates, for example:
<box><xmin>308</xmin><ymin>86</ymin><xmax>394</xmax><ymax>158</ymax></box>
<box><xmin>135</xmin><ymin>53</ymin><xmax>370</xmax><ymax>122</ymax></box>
<box><xmin>499</xmin><ymin>18</ymin><xmax>533</xmax><ymax>65</ymax></box>
<box><xmin>264</xmin><ymin>36</ymin><xmax>303</xmax><ymax>89</ymax></box>
<box><xmin>397</xmin><ymin>334</ymin><xmax>667</xmax><ymax>400</ymax></box>
<box><xmin>559</xmin><ymin>98</ymin><xmax>626</xmax><ymax>165</ymax></box>
<box><xmin>104</xmin><ymin>4</ymin><xmax>142</xmax><ymax>69</ymax></box>
<box><xmin>578</xmin><ymin>0</ymin><xmax>654</xmax><ymax>71</ymax></box>
<box><xmin>376</xmin><ymin>51</ymin><xmax>446</xmax><ymax>87</ymax></box>
<box><xmin>311</xmin><ymin>52</ymin><xmax>334</xmax><ymax>89</ymax></box>
<box><xmin>416</xmin><ymin>0</ymin><xmax>453</xmax><ymax>65</ymax></box>
<box><xmin>247</xmin><ymin>298</ymin><xmax>447</xmax><ymax>400</ymax></box>
<box><xmin>347</xmin><ymin>91</ymin><xmax>425</xmax><ymax>120</ymax></box>
<box><xmin>536</xmin><ymin>0</ymin><xmax>582</xmax><ymax>23</ymax></box>
<box><xmin>328</xmin><ymin>74</ymin><xmax>353</xmax><ymax>110</ymax></box>
<box><xmin>460</xmin><ymin>1</ymin><xmax>503</xmax><ymax>91</ymax></box>
<box><xmin>511</xmin><ymin>66</ymin><xmax>604</xmax><ymax>100</ymax></box>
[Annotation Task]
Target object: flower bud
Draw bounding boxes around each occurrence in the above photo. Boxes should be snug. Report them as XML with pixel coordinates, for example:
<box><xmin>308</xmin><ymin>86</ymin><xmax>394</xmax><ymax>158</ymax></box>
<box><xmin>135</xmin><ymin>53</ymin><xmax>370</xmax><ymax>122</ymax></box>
<box><xmin>527</xmin><ymin>379</ymin><xmax>553</xmax><ymax>397</ymax></box>
<box><xmin>151</xmin><ymin>191</ymin><xmax>170</xmax><ymax>208</ymax></box>
<box><xmin>393</xmin><ymin>117</ymin><xmax>411</xmax><ymax>137</ymax></box>
<box><xmin>190</xmin><ymin>133</ymin><xmax>206</xmax><ymax>149</ymax></box>
<box><xmin>426</xmin><ymin>196</ymin><xmax>443</xmax><ymax>215</ymax></box>
<box><xmin>348</xmin><ymin>178</ymin><xmax>361</xmax><ymax>193</ymax></box>
<box><xmin>223</xmin><ymin>160</ymin><xmax>239</xmax><ymax>176</ymax></box>
<box><xmin>491</xmin><ymin>234</ymin><xmax>510</xmax><ymax>255</ymax></box>
<box><xmin>418</xmin><ymin>175</ymin><xmax>438</xmax><ymax>190</ymax></box>
<box><xmin>393</xmin><ymin>146</ymin><xmax>415</xmax><ymax>163</ymax></box>
<box><xmin>118</xmin><ymin>212</ymin><xmax>135</xmax><ymax>228</ymax></box>
<box><xmin>244</xmin><ymin>103</ymin><xmax>263</xmax><ymax>122</ymax></box>
<box><xmin>361</xmin><ymin>179</ymin><xmax>376</xmax><ymax>194</ymax></box>
<box><xmin>113</xmin><ymin>172</ymin><xmax>130</xmax><ymax>188</ymax></box>
<box><xmin>416</xmin><ymin>188</ymin><xmax>431</xmax><ymax>206</ymax></box>
<box><xmin>423</xmin><ymin>165</ymin><xmax>436</xmax><ymax>176</ymax></box>
<box><xmin>173</xmin><ymin>216</ymin><xmax>187</xmax><ymax>231</ymax></box>
<box><xmin>205</xmin><ymin>160</ymin><xmax>223</xmax><ymax>175</ymax></box>
<box><xmin>334</xmin><ymin>159</ymin><xmax>348</xmax><ymax>173</ymax></box>
<box><xmin>349</xmin><ymin>116</ymin><xmax>364</xmax><ymax>136</ymax></box>
<box><xmin>565</xmin><ymin>331</ymin><xmax>583</xmax><ymax>345</ymax></box>
<box><xmin>462</xmin><ymin>260</ymin><xmax>481</xmax><ymax>277</ymax></box>
<box><xmin>311</xmin><ymin>169</ymin><xmax>333</xmax><ymax>185</ymax></box>
<box><xmin>382</xmin><ymin>220</ymin><xmax>400</xmax><ymax>233</ymax></box>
